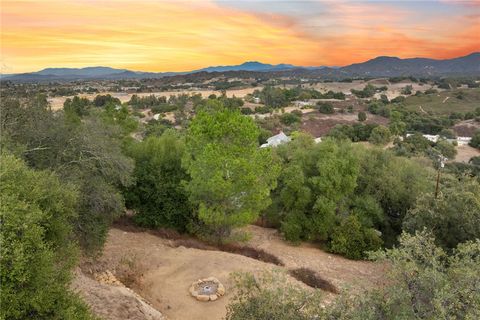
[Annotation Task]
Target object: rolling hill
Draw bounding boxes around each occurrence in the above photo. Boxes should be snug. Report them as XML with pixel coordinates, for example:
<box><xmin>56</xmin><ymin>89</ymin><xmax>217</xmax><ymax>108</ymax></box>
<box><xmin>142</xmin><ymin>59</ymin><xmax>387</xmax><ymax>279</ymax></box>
<box><xmin>2</xmin><ymin>52</ymin><xmax>479</xmax><ymax>82</ymax></box>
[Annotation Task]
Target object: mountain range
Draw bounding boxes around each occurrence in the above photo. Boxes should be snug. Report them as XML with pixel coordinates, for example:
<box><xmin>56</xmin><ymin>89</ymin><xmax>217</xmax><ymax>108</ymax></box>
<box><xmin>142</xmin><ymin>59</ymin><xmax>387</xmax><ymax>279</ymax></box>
<box><xmin>2</xmin><ymin>52</ymin><xmax>479</xmax><ymax>82</ymax></box>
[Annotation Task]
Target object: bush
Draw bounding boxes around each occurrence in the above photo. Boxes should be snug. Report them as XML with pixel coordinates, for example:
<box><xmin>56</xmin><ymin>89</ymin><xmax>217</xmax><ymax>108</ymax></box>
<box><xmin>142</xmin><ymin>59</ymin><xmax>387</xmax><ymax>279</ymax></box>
<box><xmin>391</xmin><ymin>96</ymin><xmax>406</xmax><ymax>103</ymax></box>
<box><xmin>93</xmin><ymin>94</ymin><xmax>121</xmax><ymax>107</ymax></box>
<box><xmin>254</xmin><ymin>106</ymin><xmax>272</xmax><ymax>114</ymax></box>
<box><xmin>434</xmin><ymin>139</ymin><xmax>457</xmax><ymax>159</ymax></box>
<box><xmin>240</xmin><ymin>107</ymin><xmax>253</xmax><ymax>115</ymax></box>
<box><xmin>280</xmin><ymin>112</ymin><xmax>301</xmax><ymax>125</ymax></box>
<box><xmin>470</xmin><ymin>130</ymin><xmax>480</xmax><ymax>149</ymax></box>
<box><xmin>225</xmin><ymin>271</ymin><xmax>324</xmax><ymax>320</ymax></box>
<box><xmin>357</xmin><ymin>111</ymin><xmax>367</xmax><ymax>122</ymax></box>
<box><xmin>328</xmin><ymin>231</ymin><xmax>480</xmax><ymax>319</ymax></box>
<box><xmin>403</xmin><ymin>177</ymin><xmax>480</xmax><ymax>250</ymax></box>
<box><xmin>368</xmin><ymin>125</ymin><xmax>391</xmax><ymax>145</ymax></box>
<box><xmin>317</xmin><ymin>102</ymin><xmax>334</xmax><ymax>114</ymax></box>
<box><xmin>125</xmin><ymin>131</ymin><xmax>192</xmax><ymax>231</ymax></box>
<box><xmin>401</xmin><ymin>85</ymin><xmax>413</xmax><ymax>95</ymax></box>
<box><xmin>329</xmin><ymin>215</ymin><xmax>382</xmax><ymax>259</ymax></box>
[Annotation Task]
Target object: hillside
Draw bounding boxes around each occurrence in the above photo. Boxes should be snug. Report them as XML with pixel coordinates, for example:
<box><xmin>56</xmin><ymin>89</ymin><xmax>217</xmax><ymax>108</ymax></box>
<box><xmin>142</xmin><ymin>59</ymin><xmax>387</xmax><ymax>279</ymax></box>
<box><xmin>3</xmin><ymin>52</ymin><xmax>479</xmax><ymax>82</ymax></box>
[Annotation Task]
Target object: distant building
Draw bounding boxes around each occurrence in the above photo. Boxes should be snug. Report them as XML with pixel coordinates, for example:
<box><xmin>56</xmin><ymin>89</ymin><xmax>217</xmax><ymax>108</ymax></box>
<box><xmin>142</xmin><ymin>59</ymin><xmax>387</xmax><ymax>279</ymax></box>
<box><xmin>457</xmin><ymin>136</ymin><xmax>472</xmax><ymax>146</ymax></box>
<box><xmin>260</xmin><ymin>131</ymin><xmax>291</xmax><ymax>148</ymax></box>
<box><xmin>405</xmin><ymin>133</ymin><xmax>472</xmax><ymax>145</ymax></box>
<box><xmin>314</xmin><ymin>137</ymin><xmax>322</xmax><ymax>143</ymax></box>
<box><xmin>253</xmin><ymin>97</ymin><xmax>261</xmax><ymax>104</ymax></box>
<box><xmin>293</xmin><ymin>101</ymin><xmax>313</xmax><ymax>108</ymax></box>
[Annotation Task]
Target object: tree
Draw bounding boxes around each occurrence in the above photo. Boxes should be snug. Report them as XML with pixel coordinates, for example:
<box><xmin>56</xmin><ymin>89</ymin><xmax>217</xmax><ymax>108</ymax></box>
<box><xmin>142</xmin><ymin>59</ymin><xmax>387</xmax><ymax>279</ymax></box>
<box><xmin>470</xmin><ymin>130</ymin><xmax>480</xmax><ymax>149</ymax></box>
<box><xmin>357</xmin><ymin>111</ymin><xmax>367</xmax><ymax>122</ymax></box>
<box><xmin>328</xmin><ymin>231</ymin><xmax>480</xmax><ymax>319</ymax></box>
<box><xmin>183</xmin><ymin>107</ymin><xmax>280</xmax><ymax>240</ymax></box>
<box><xmin>369</xmin><ymin>125</ymin><xmax>391</xmax><ymax>145</ymax></box>
<box><xmin>271</xmin><ymin>138</ymin><xmax>359</xmax><ymax>243</ymax></box>
<box><xmin>434</xmin><ymin>139</ymin><xmax>457</xmax><ymax>160</ymax></box>
<box><xmin>63</xmin><ymin>96</ymin><xmax>91</xmax><ymax>117</ymax></box>
<box><xmin>125</xmin><ymin>130</ymin><xmax>192</xmax><ymax>231</ymax></box>
<box><xmin>355</xmin><ymin>147</ymin><xmax>433</xmax><ymax>246</ymax></box>
<box><xmin>317</xmin><ymin>102</ymin><xmax>334</xmax><ymax>114</ymax></box>
<box><xmin>280</xmin><ymin>112</ymin><xmax>301</xmax><ymax>125</ymax></box>
<box><xmin>388</xmin><ymin>111</ymin><xmax>406</xmax><ymax>136</ymax></box>
<box><xmin>1</xmin><ymin>96</ymin><xmax>134</xmax><ymax>252</ymax></box>
<box><xmin>401</xmin><ymin>84</ymin><xmax>413</xmax><ymax>95</ymax></box>
<box><xmin>403</xmin><ymin>176</ymin><xmax>480</xmax><ymax>250</ymax></box>
<box><xmin>0</xmin><ymin>154</ymin><xmax>95</xmax><ymax>320</ymax></box>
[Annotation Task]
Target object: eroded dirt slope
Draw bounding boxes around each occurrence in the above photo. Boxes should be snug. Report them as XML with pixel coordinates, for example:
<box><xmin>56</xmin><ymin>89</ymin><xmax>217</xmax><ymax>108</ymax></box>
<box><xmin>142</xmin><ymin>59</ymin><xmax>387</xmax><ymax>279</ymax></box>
<box><xmin>79</xmin><ymin>225</ymin><xmax>384</xmax><ymax>320</ymax></box>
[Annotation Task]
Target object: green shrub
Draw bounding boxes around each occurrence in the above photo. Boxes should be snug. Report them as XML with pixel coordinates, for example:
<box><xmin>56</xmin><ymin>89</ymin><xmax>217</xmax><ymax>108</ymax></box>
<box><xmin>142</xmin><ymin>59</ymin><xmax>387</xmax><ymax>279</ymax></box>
<box><xmin>280</xmin><ymin>112</ymin><xmax>301</xmax><ymax>125</ymax></box>
<box><xmin>225</xmin><ymin>271</ymin><xmax>324</xmax><ymax>320</ymax></box>
<box><xmin>368</xmin><ymin>125</ymin><xmax>391</xmax><ymax>145</ymax></box>
<box><xmin>470</xmin><ymin>130</ymin><xmax>480</xmax><ymax>149</ymax></box>
<box><xmin>125</xmin><ymin>130</ymin><xmax>192</xmax><ymax>231</ymax></box>
<box><xmin>329</xmin><ymin>215</ymin><xmax>382</xmax><ymax>259</ymax></box>
<box><xmin>316</xmin><ymin>102</ymin><xmax>334</xmax><ymax>114</ymax></box>
<box><xmin>240</xmin><ymin>107</ymin><xmax>253</xmax><ymax>115</ymax></box>
<box><xmin>357</xmin><ymin>111</ymin><xmax>367</xmax><ymax>122</ymax></box>
<box><xmin>0</xmin><ymin>154</ymin><xmax>96</xmax><ymax>320</ymax></box>
<box><xmin>403</xmin><ymin>177</ymin><xmax>480</xmax><ymax>250</ymax></box>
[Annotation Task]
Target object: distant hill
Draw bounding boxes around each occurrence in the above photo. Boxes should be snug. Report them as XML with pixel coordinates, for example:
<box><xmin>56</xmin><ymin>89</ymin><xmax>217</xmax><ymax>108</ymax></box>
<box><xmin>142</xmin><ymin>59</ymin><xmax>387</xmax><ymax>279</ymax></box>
<box><xmin>2</xmin><ymin>52</ymin><xmax>479</xmax><ymax>82</ymax></box>
<box><xmin>338</xmin><ymin>52</ymin><xmax>480</xmax><ymax>77</ymax></box>
<box><xmin>193</xmin><ymin>61</ymin><xmax>300</xmax><ymax>73</ymax></box>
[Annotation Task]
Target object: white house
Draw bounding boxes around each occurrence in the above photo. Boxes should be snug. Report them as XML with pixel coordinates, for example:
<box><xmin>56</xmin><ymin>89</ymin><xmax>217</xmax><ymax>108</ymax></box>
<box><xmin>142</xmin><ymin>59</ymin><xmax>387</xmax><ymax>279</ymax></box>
<box><xmin>457</xmin><ymin>136</ymin><xmax>472</xmax><ymax>146</ymax></box>
<box><xmin>405</xmin><ymin>133</ymin><xmax>472</xmax><ymax>146</ymax></box>
<box><xmin>260</xmin><ymin>131</ymin><xmax>291</xmax><ymax>148</ymax></box>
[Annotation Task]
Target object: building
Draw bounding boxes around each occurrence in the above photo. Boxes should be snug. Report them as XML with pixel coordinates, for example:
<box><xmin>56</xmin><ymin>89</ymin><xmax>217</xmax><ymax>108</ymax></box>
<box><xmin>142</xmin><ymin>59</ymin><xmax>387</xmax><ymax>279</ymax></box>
<box><xmin>260</xmin><ymin>131</ymin><xmax>291</xmax><ymax>148</ymax></box>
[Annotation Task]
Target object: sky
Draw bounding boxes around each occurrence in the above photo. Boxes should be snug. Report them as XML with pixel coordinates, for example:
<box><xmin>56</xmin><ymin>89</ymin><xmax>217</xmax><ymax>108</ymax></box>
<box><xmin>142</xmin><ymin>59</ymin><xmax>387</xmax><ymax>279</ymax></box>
<box><xmin>1</xmin><ymin>0</ymin><xmax>479</xmax><ymax>73</ymax></box>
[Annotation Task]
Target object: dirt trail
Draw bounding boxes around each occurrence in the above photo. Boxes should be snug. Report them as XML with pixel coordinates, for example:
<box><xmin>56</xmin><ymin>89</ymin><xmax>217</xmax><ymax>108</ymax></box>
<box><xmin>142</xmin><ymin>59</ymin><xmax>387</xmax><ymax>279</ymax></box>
<box><xmin>86</xmin><ymin>226</ymin><xmax>384</xmax><ymax>320</ymax></box>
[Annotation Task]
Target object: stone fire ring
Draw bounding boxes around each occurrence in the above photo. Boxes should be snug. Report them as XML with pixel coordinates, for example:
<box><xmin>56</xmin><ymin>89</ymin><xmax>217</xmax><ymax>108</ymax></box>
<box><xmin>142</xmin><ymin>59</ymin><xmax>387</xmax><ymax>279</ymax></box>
<box><xmin>189</xmin><ymin>277</ymin><xmax>225</xmax><ymax>302</ymax></box>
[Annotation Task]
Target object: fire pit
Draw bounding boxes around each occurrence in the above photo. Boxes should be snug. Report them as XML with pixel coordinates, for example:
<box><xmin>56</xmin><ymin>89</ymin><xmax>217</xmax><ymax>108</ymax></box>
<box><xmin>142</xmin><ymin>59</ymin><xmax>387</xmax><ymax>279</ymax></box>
<box><xmin>189</xmin><ymin>277</ymin><xmax>225</xmax><ymax>301</ymax></box>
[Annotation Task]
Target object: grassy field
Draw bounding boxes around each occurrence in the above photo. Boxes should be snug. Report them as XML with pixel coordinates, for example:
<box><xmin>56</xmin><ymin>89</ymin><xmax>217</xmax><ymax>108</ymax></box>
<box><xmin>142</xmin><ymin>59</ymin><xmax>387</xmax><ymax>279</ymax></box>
<box><xmin>399</xmin><ymin>88</ymin><xmax>480</xmax><ymax>115</ymax></box>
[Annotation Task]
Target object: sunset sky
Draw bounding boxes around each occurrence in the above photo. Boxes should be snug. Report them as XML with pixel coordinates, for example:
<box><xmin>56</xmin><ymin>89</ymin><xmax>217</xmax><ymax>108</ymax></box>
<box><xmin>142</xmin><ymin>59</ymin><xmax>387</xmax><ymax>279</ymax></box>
<box><xmin>1</xmin><ymin>0</ymin><xmax>479</xmax><ymax>73</ymax></box>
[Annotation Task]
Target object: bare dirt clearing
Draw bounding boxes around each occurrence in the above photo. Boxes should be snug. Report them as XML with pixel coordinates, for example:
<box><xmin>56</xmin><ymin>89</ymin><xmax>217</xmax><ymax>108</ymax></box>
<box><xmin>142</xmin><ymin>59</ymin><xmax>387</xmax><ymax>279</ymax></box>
<box><xmin>79</xmin><ymin>225</ymin><xmax>384</xmax><ymax>320</ymax></box>
<box><xmin>454</xmin><ymin>145</ymin><xmax>480</xmax><ymax>163</ymax></box>
<box><xmin>48</xmin><ymin>88</ymin><xmax>258</xmax><ymax>110</ymax></box>
<box><xmin>301</xmin><ymin>111</ymin><xmax>389</xmax><ymax>137</ymax></box>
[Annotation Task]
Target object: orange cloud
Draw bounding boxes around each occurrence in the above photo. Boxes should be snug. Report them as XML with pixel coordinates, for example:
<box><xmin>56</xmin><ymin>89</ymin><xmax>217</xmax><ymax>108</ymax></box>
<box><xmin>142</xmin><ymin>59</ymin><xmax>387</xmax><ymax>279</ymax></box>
<box><xmin>1</xmin><ymin>0</ymin><xmax>479</xmax><ymax>73</ymax></box>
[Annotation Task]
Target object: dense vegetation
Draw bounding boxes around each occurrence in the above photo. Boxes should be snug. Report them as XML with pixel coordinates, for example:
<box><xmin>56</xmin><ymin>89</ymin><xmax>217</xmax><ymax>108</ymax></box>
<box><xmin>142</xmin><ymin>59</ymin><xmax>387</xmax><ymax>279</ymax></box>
<box><xmin>1</xmin><ymin>155</ymin><xmax>96</xmax><ymax>319</ymax></box>
<box><xmin>1</xmin><ymin>79</ymin><xmax>479</xmax><ymax>318</ymax></box>
<box><xmin>226</xmin><ymin>231</ymin><xmax>480</xmax><ymax>320</ymax></box>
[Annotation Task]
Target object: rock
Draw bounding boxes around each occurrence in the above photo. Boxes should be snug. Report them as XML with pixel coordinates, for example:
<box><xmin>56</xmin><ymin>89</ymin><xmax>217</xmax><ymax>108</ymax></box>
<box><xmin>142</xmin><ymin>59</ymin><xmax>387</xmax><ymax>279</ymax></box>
<box><xmin>209</xmin><ymin>294</ymin><xmax>218</xmax><ymax>301</ymax></box>
<box><xmin>196</xmin><ymin>295</ymin><xmax>209</xmax><ymax>302</ymax></box>
<box><xmin>189</xmin><ymin>286</ymin><xmax>198</xmax><ymax>297</ymax></box>
<box><xmin>217</xmin><ymin>285</ymin><xmax>225</xmax><ymax>296</ymax></box>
